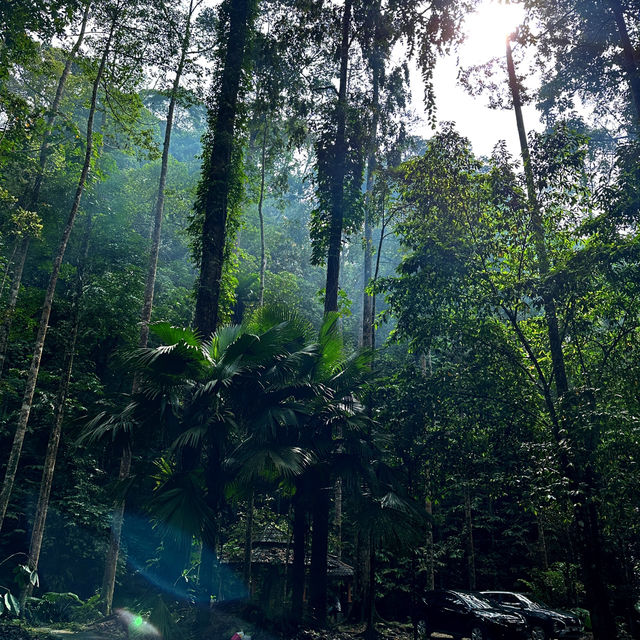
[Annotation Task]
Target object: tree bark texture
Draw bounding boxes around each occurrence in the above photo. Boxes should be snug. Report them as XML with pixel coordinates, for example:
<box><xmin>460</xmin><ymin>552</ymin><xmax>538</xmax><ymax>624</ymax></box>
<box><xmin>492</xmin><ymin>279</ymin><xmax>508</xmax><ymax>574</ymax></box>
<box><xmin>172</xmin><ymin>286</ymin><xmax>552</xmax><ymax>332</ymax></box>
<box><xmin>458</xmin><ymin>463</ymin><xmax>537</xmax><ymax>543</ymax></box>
<box><xmin>194</xmin><ymin>0</ymin><xmax>254</xmax><ymax>338</ymax></box>
<box><xmin>323</xmin><ymin>0</ymin><xmax>352</xmax><ymax>314</ymax></box>
<box><xmin>0</xmin><ymin>21</ymin><xmax>115</xmax><ymax>533</ymax></box>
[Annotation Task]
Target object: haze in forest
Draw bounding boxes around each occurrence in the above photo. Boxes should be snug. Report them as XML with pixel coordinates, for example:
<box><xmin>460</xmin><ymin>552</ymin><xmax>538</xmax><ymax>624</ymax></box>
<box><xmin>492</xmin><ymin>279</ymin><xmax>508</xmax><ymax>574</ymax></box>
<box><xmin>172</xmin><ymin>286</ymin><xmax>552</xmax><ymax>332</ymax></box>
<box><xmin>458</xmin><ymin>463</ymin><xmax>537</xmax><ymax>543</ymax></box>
<box><xmin>0</xmin><ymin>0</ymin><xmax>638</xmax><ymax>639</ymax></box>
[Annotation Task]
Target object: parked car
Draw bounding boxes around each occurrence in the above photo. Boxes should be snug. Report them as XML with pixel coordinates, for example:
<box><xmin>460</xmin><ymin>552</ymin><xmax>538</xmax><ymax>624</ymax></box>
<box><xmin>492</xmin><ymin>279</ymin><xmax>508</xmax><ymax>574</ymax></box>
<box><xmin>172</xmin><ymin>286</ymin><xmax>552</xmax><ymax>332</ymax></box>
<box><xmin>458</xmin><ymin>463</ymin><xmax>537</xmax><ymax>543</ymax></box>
<box><xmin>481</xmin><ymin>591</ymin><xmax>583</xmax><ymax>640</ymax></box>
<box><xmin>417</xmin><ymin>589</ymin><xmax>529</xmax><ymax>640</ymax></box>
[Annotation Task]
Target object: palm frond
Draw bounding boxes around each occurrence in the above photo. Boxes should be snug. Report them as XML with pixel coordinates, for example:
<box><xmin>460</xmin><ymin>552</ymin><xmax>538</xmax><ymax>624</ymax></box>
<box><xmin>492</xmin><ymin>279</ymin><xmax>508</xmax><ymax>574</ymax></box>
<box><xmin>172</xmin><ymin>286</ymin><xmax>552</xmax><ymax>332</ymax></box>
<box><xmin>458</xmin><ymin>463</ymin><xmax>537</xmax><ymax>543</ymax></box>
<box><xmin>79</xmin><ymin>401</ymin><xmax>139</xmax><ymax>444</ymax></box>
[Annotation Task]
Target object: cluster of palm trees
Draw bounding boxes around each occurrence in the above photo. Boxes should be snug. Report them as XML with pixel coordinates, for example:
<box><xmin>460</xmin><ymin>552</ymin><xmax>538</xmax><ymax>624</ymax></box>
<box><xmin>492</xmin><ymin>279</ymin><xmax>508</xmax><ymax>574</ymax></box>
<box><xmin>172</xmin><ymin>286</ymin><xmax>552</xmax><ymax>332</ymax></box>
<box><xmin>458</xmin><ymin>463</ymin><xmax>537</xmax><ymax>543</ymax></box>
<box><xmin>84</xmin><ymin>306</ymin><xmax>418</xmax><ymax>628</ymax></box>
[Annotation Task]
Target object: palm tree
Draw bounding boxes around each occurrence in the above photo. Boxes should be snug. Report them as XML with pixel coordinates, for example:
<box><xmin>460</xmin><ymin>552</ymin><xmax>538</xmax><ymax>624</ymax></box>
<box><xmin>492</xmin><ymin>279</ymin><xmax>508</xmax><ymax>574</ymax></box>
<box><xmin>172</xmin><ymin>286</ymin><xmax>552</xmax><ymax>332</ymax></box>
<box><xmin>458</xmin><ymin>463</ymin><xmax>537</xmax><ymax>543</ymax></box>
<box><xmin>82</xmin><ymin>308</ymin><xmax>319</xmax><ymax>613</ymax></box>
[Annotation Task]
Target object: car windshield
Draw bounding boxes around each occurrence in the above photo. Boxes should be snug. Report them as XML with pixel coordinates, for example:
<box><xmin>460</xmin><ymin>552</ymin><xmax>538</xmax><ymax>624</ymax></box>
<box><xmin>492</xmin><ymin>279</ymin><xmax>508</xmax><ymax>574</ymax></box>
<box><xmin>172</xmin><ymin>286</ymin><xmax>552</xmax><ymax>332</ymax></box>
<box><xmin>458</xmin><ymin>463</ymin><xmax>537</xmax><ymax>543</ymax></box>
<box><xmin>458</xmin><ymin>593</ymin><xmax>494</xmax><ymax>610</ymax></box>
<box><xmin>519</xmin><ymin>595</ymin><xmax>548</xmax><ymax>610</ymax></box>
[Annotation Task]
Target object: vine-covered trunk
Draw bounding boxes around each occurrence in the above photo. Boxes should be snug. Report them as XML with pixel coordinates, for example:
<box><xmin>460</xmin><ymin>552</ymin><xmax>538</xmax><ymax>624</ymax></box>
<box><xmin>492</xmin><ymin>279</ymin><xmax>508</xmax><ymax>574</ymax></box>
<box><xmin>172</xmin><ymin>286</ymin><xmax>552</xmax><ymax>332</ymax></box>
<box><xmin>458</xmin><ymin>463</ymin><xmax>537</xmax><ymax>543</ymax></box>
<box><xmin>194</xmin><ymin>0</ymin><xmax>255</xmax><ymax>338</ymax></box>
<box><xmin>506</xmin><ymin>36</ymin><xmax>617</xmax><ymax>640</ymax></box>
<box><xmin>0</xmin><ymin>21</ymin><xmax>115</xmax><ymax>533</ymax></box>
<box><xmin>323</xmin><ymin>0</ymin><xmax>352</xmax><ymax>314</ymax></box>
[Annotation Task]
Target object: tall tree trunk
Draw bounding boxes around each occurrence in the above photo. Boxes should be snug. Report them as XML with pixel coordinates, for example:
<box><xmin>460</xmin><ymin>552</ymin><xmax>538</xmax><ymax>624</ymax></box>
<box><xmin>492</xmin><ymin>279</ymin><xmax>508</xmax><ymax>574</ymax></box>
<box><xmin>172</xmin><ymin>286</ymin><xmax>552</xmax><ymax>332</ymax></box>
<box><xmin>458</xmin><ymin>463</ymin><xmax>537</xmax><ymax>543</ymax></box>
<box><xmin>243</xmin><ymin>490</ymin><xmax>254</xmax><ymax>590</ymax></box>
<box><xmin>258</xmin><ymin>119</ymin><xmax>267</xmax><ymax>307</ymax></box>
<box><xmin>362</xmin><ymin>12</ymin><xmax>381</xmax><ymax>351</ymax></box>
<box><xmin>606</xmin><ymin>0</ymin><xmax>640</xmax><ymax>124</ymax></box>
<box><xmin>309</xmin><ymin>466</ymin><xmax>330</xmax><ymax>626</ymax></box>
<box><xmin>425</xmin><ymin>494</ymin><xmax>435</xmax><ymax>590</ymax></box>
<box><xmin>464</xmin><ymin>484</ymin><xmax>476</xmax><ymax>591</ymax></box>
<box><xmin>363</xmin><ymin>531</ymin><xmax>376</xmax><ymax>639</ymax></box>
<box><xmin>101</xmin><ymin>444</ymin><xmax>131</xmax><ymax>614</ymax></box>
<box><xmin>506</xmin><ymin>35</ymin><xmax>617</xmax><ymax>640</ymax></box>
<box><xmin>100</xmin><ymin>10</ymin><xmax>194</xmax><ymax>613</ymax></box>
<box><xmin>333</xmin><ymin>476</ymin><xmax>342</xmax><ymax>559</ymax></box>
<box><xmin>537</xmin><ymin>514</ymin><xmax>549</xmax><ymax>571</ymax></box>
<box><xmin>352</xmin><ymin>526</ymin><xmax>371</xmax><ymax>623</ymax></box>
<box><xmin>291</xmin><ymin>480</ymin><xmax>307</xmax><ymax>625</ymax></box>
<box><xmin>138</xmin><ymin>0</ymin><xmax>191</xmax><ymax>349</ymax></box>
<box><xmin>0</xmin><ymin>3</ymin><xmax>90</xmax><ymax>379</ymax></box>
<box><xmin>0</xmin><ymin>21</ymin><xmax>115</xmax><ymax>533</ymax></box>
<box><xmin>194</xmin><ymin>0</ymin><xmax>255</xmax><ymax>337</ymax></box>
<box><xmin>323</xmin><ymin>0</ymin><xmax>352</xmax><ymax>314</ymax></box>
<box><xmin>20</xmin><ymin>216</ymin><xmax>91</xmax><ymax>611</ymax></box>
<box><xmin>0</xmin><ymin>237</ymin><xmax>29</xmax><ymax>378</ymax></box>
<box><xmin>0</xmin><ymin>240</ymin><xmax>18</xmax><ymax>299</ymax></box>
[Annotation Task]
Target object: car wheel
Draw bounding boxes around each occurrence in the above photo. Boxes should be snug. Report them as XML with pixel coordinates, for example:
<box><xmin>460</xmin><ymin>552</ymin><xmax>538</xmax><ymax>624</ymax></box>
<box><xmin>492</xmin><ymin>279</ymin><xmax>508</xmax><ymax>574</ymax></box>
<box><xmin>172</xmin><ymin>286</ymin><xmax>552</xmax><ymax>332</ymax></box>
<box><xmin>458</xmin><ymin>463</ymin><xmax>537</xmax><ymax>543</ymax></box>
<box><xmin>416</xmin><ymin>619</ymin><xmax>431</xmax><ymax>638</ymax></box>
<box><xmin>530</xmin><ymin>626</ymin><xmax>547</xmax><ymax>640</ymax></box>
<box><xmin>470</xmin><ymin>626</ymin><xmax>485</xmax><ymax>640</ymax></box>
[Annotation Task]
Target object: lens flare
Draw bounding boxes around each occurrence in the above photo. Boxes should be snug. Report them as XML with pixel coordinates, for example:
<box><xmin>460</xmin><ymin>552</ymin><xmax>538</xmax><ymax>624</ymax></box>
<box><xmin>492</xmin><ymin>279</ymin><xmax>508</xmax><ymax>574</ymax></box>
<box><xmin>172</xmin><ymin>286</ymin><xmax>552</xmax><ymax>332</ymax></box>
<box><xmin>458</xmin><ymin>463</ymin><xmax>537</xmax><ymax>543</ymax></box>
<box><xmin>115</xmin><ymin>608</ymin><xmax>160</xmax><ymax>637</ymax></box>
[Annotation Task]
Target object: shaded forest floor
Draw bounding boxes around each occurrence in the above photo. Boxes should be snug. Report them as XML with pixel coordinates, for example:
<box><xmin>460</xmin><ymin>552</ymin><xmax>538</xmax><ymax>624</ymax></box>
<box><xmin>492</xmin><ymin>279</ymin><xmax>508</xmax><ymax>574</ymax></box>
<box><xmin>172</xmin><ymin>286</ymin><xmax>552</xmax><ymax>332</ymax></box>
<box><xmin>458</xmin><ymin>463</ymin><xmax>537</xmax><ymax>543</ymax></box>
<box><xmin>0</xmin><ymin>620</ymin><xmax>597</xmax><ymax>640</ymax></box>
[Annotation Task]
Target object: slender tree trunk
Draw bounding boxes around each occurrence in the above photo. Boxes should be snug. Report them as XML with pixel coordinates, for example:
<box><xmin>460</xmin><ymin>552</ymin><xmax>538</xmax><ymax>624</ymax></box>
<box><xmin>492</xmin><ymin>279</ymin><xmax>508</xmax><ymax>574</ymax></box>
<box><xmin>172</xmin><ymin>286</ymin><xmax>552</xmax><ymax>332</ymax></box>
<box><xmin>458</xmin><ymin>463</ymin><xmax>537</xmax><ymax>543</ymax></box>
<box><xmin>100</xmin><ymin>11</ymin><xmax>194</xmax><ymax>613</ymax></box>
<box><xmin>0</xmin><ymin>4</ymin><xmax>90</xmax><ymax>379</ymax></box>
<box><xmin>464</xmin><ymin>485</ymin><xmax>476</xmax><ymax>591</ymax></box>
<box><xmin>0</xmin><ymin>237</ymin><xmax>29</xmax><ymax>378</ymax></box>
<box><xmin>537</xmin><ymin>514</ymin><xmax>549</xmax><ymax>571</ymax></box>
<box><xmin>362</xmin><ymin>18</ymin><xmax>381</xmax><ymax>351</ymax></box>
<box><xmin>258</xmin><ymin>119</ymin><xmax>267</xmax><ymax>307</ymax></box>
<box><xmin>101</xmin><ymin>444</ymin><xmax>131</xmax><ymax>614</ymax></box>
<box><xmin>0</xmin><ymin>240</ymin><xmax>18</xmax><ymax>300</ymax></box>
<box><xmin>606</xmin><ymin>0</ymin><xmax>640</xmax><ymax>124</ymax></box>
<box><xmin>138</xmin><ymin>1</ymin><xmax>191</xmax><ymax>349</ymax></box>
<box><xmin>425</xmin><ymin>495</ymin><xmax>434</xmax><ymax>590</ymax></box>
<box><xmin>323</xmin><ymin>0</ymin><xmax>352</xmax><ymax>314</ymax></box>
<box><xmin>243</xmin><ymin>490</ymin><xmax>254</xmax><ymax>589</ymax></box>
<box><xmin>291</xmin><ymin>481</ymin><xmax>307</xmax><ymax>624</ymax></box>
<box><xmin>0</xmin><ymin>22</ymin><xmax>115</xmax><ymax>533</ymax></box>
<box><xmin>32</xmin><ymin>1</ymin><xmax>92</xmax><ymax>208</ymax></box>
<box><xmin>333</xmin><ymin>476</ymin><xmax>342</xmax><ymax>560</ymax></box>
<box><xmin>194</xmin><ymin>0</ymin><xmax>254</xmax><ymax>337</ymax></box>
<box><xmin>20</xmin><ymin>217</ymin><xmax>91</xmax><ymax>611</ymax></box>
<box><xmin>506</xmin><ymin>36</ymin><xmax>616</xmax><ymax>640</ymax></box>
<box><xmin>309</xmin><ymin>466</ymin><xmax>330</xmax><ymax>626</ymax></box>
<box><xmin>352</xmin><ymin>526</ymin><xmax>371</xmax><ymax>623</ymax></box>
<box><xmin>363</xmin><ymin>532</ymin><xmax>376</xmax><ymax>639</ymax></box>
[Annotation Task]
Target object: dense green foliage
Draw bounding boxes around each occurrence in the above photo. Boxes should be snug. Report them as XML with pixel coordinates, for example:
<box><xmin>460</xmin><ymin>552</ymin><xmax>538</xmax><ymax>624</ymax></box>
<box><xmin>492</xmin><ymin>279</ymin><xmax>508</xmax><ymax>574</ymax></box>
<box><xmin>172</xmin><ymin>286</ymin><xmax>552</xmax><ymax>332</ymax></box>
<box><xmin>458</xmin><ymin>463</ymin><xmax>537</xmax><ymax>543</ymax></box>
<box><xmin>0</xmin><ymin>0</ymin><xmax>639</xmax><ymax>639</ymax></box>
